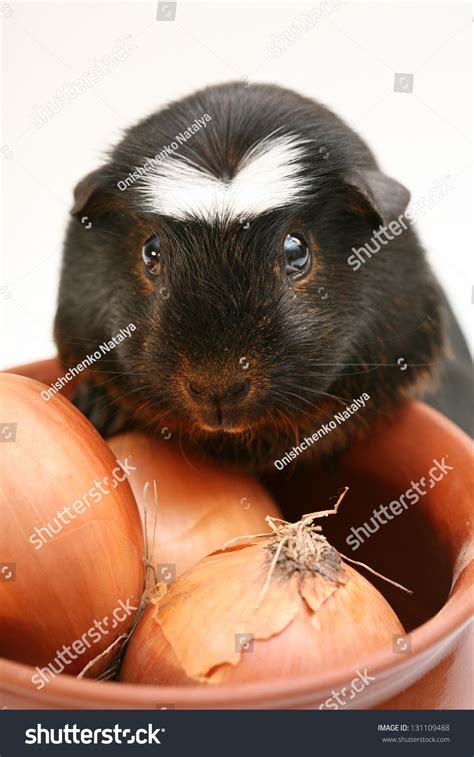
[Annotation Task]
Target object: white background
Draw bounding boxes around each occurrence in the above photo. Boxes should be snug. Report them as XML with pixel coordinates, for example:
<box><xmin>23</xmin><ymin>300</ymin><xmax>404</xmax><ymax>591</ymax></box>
<box><xmin>1</xmin><ymin>0</ymin><xmax>472</xmax><ymax>369</ymax></box>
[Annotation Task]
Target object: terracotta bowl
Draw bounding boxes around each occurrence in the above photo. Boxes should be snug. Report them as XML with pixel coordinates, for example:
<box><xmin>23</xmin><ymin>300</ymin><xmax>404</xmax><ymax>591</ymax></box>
<box><xmin>1</xmin><ymin>360</ymin><xmax>472</xmax><ymax>709</ymax></box>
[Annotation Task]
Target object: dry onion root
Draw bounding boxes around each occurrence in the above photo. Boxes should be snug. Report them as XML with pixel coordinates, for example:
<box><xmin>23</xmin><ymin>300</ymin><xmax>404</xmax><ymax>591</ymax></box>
<box><xmin>120</xmin><ymin>489</ymin><xmax>408</xmax><ymax>685</ymax></box>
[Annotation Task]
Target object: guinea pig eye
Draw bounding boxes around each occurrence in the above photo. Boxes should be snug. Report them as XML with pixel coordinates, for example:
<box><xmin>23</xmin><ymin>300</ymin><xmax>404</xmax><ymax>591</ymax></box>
<box><xmin>284</xmin><ymin>233</ymin><xmax>311</xmax><ymax>278</ymax></box>
<box><xmin>142</xmin><ymin>235</ymin><xmax>161</xmax><ymax>276</ymax></box>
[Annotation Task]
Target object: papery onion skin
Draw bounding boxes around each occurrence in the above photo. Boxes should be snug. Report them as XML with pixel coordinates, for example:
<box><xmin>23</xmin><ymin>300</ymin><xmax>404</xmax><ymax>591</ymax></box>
<box><xmin>0</xmin><ymin>373</ymin><xmax>144</xmax><ymax>677</ymax></box>
<box><xmin>120</xmin><ymin>542</ymin><xmax>405</xmax><ymax>686</ymax></box>
<box><xmin>108</xmin><ymin>432</ymin><xmax>282</xmax><ymax>576</ymax></box>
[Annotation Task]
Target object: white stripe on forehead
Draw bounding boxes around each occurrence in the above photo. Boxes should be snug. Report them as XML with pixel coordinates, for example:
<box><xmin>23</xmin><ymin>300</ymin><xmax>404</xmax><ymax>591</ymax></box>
<box><xmin>136</xmin><ymin>134</ymin><xmax>311</xmax><ymax>221</ymax></box>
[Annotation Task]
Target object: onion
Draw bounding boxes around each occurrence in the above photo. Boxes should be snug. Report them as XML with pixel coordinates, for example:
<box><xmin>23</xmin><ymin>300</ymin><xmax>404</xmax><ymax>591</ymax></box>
<box><xmin>108</xmin><ymin>431</ymin><xmax>282</xmax><ymax>577</ymax></box>
<box><xmin>120</xmin><ymin>491</ymin><xmax>406</xmax><ymax>685</ymax></box>
<box><xmin>0</xmin><ymin>373</ymin><xmax>145</xmax><ymax>680</ymax></box>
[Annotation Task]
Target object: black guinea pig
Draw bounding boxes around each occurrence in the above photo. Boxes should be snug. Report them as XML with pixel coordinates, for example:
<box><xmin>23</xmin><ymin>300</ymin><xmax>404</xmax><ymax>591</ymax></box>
<box><xmin>54</xmin><ymin>81</ymin><xmax>469</xmax><ymax>470</ymax></box>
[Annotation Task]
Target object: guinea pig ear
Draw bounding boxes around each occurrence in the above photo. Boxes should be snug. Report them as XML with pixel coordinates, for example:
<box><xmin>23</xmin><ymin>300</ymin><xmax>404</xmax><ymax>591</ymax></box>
<box><xmin>70</xmin><ymin>168</ymin><xmax>109</xmax><ymax>218</ymax></box>
<box><xmin>344</xmin><ymin>169</ymin><xmax>411</xmax><ymax>228</ymax></box>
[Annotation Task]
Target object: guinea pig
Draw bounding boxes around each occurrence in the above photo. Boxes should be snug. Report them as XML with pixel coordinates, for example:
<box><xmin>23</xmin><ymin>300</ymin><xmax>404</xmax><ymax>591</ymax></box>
<box><xmin>54</xmin><ymin>81</ymin><xmax>469</xmax><ymax>470</ymax></box>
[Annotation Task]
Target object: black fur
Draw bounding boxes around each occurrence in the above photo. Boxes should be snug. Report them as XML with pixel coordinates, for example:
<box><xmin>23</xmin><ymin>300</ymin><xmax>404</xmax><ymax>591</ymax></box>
<box><xmin>55</xmin><ymin>81</ymin><xmax>462</xmax><ymax>469</ymax></box>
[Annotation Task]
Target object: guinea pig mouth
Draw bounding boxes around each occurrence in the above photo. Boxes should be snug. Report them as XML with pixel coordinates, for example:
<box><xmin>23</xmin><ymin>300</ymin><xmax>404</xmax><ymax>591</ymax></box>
<box><xmin>185</xmin><ymin>397</ymin><xmax>262</xmax><ymax>435</ymax></box>
<box><xmin>198</xmin><ymin>419</ymin><xmax>252</xmax><ymax>434</ymax></box>
<box><xmin>191</xmin><ymin>407</ymin><xmax>255</xmax><ymax>435</ymax></box>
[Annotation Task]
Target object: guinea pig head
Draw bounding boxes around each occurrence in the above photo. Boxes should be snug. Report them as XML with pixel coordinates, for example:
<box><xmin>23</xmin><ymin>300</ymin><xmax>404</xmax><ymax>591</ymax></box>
<box><xmin>56</xmin><ymin>83</ymin><xmax>441</xmax><ymax>463</ymax></box>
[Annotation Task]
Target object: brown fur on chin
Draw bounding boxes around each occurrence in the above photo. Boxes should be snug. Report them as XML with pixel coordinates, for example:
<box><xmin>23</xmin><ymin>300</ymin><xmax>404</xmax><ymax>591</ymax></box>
<box><xmin>74</xmin><ymin>343</ymin><xmax>441</xmax><ymax>473</ymax></box>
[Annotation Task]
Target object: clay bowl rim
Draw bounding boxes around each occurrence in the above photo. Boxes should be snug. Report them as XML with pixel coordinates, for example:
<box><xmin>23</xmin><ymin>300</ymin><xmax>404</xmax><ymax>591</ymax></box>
<box><xmin>1</xmin><ymin>570</ymin><xmax>472</xmax><ymax>707</ymax></box>
<box><xmin>1</xmin><ymin>392</ymin><xmax>472</xmax><ymax>707</ymax></box>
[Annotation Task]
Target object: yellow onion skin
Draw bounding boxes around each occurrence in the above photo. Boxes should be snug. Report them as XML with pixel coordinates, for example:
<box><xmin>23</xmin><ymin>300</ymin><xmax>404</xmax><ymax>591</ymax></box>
<box><xmin>0</xmin><ymin>373</ymin><xmax>144</xmax><ymax>677</ymax></box>
<box><xmin>120</xmin><ymin>543</ymin><xmax>404</xmax><ymax>685</ymax></box>
<box><xmin>108</xmin><ymin>432</ymin><xmax>282</xmax><ymax>577</ymax></box>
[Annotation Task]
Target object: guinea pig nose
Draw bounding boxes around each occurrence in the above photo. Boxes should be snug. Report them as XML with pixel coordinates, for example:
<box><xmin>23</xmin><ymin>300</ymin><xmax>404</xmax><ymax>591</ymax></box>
<box><xmin>187</xmin><ymin>380</ymin><xmax>206</xmax><ymax>399</ymax></box>
<box><xmin>186</xmin><ymin>378</ymin><xmax>250</xmax><ymax>404</ymax></box>
<box><xmin>224</xmin><ymin>379</ymin><xmax>250</xmax><ymax>401</ymax></box>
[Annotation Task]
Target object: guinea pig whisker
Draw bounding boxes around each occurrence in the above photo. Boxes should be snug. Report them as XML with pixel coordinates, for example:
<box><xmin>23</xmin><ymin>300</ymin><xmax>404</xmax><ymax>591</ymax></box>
<box><xmin>282</xmin><ymin>380</ymin><xmax>349</xmax><ymax>402</ymax></box>
<box><xmin>265</xmin><ymin>408</ymin><xmax>282</xmax><ymax>439</ymax></box>
<box><xmin>115</xmin><ymin>383</ymin><xmax>156</xmax><ymax>400</ymax></box>
<box><xmin>177</xmin><ymin>426</ymin><xmax>202</xmax><ymax>474</ymax></box>
<box><xmin>305</xmin><ymin>368</ymin><xmax>381</xmax><ymax>378</ymax></box>
<box><xmin>89</xmin><ymin>383</ymin><xmax>156</xmax><ymax>413</ymax></box>
<box><xmin>281</xmin><ymin>386</ymin><xmax>348</xmax><ymax>407</ymax></box>
<box><xmin>138</xmin><ymin>404</ymin><xmax>170</xmax><ymax>430</ymax></box>
<box><xmin>88</xmin><ymin>368</ymin><xmax>152</xmax><ymax>378</ymax></box>
<box><xmin>269</xmin><ymin>393</ymin><xmax>324</xmax><ymax>441</ymax></box>
<box><xmin>296</xmin><ymin>361</ymin><xmax>379</xmax><ymax>366</ymax></box>
<box><xmin>284</xmin><ymin>409</ymin><xmax>301</xmax><ymax>451</ymax></box>
<box><xmin>268</xmin><ymin>391</ymin><xmax>301</xmax><ymax>415</ymax></box>
<box><xmin>270</xmin><ymin>390</ymin><xmax>315</xmax><ymax>417</ymax></box>
<box><xmin>81</xmin><ymin>226</ymin><xmax>127</xmax><ymax>241</ymax></box>
<box><xmin>54</xmin><ymin>333</ymin><xmax>135</xmax><ymax>347</ymax></box>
